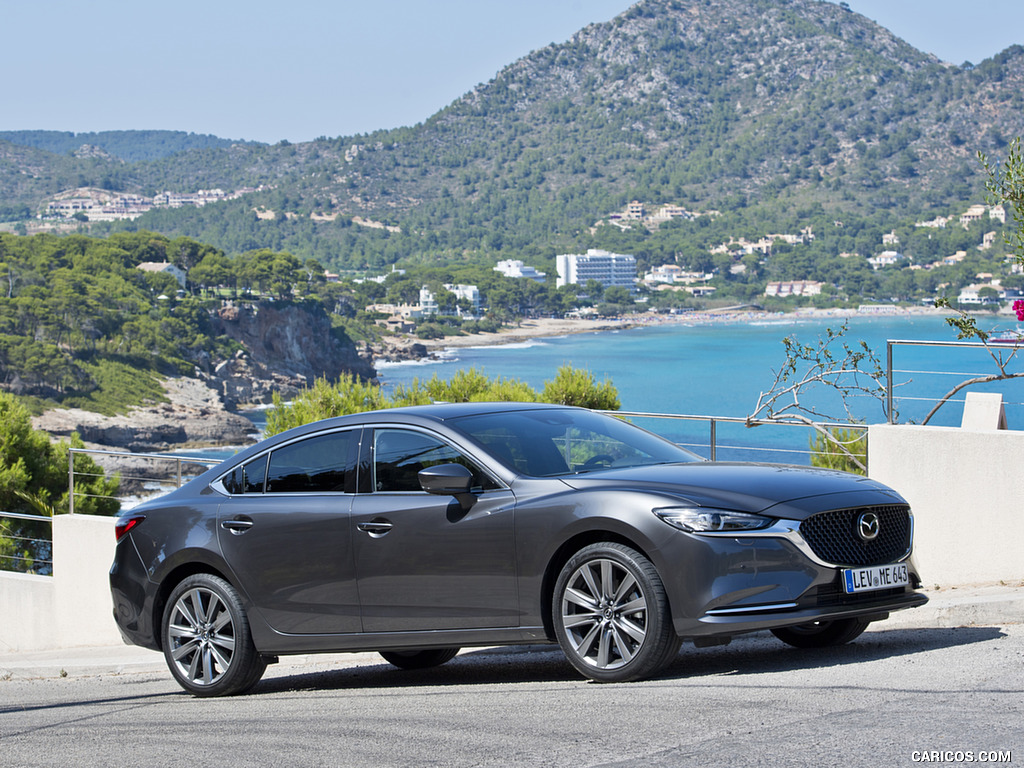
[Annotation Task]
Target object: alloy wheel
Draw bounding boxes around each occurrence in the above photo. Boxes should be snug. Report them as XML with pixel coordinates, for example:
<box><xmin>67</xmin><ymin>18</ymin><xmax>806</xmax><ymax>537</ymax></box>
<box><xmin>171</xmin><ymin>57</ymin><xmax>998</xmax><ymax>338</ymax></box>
<box><xmin>560</xmin><ymin>556</ymin><xmax>650</xmax><ymax>671</ymax></box>
<box><xmin>166</xmin><ymin>586</ymin><xmax>237</xmax><ymax>687</ymax></box>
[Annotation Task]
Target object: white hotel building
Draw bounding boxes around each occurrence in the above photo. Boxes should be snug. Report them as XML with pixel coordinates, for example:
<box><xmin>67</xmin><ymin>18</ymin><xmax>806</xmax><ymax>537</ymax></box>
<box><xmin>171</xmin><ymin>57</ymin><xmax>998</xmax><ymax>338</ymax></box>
<box><xmin>556</xmin><ymin>249</ymin><xmax>637</xmax><ymax>291</ymax></box>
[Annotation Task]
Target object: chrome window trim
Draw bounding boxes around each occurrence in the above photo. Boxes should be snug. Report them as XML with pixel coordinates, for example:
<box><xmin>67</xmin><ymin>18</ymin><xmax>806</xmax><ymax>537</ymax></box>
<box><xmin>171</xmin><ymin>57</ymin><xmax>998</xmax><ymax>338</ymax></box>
<box><xmin>211</xmin><ymin>426</ymin><xmax>360</xmax><ymax>497</ymax></box>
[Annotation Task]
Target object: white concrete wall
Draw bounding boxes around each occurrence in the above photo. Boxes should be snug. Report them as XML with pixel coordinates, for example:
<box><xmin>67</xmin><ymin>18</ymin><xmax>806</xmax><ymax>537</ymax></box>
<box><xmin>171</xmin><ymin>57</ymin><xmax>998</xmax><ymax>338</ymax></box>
<box><xmin>0</xmin><ymin>571</ymin><xmax>56</xmax><ymax>652</ymax></box>
<box><xmin>0</xmin><ymin>514</ymin><xmax>121</xmax><ymax>652</ymax></box>
<box><xmin>869</xmin><ymin>423</ymin><xmax>1024</xmax><ymax>587</ymax></box>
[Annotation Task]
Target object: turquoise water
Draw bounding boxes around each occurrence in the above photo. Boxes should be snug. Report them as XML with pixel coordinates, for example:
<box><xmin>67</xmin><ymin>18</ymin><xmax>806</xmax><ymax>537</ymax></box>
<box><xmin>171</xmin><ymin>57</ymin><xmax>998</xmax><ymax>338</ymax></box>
<box><xmin>375</xmin><ymin>312</ymin><xmax>1024</xmax><ymax>463</ymax></box>
<box><xmin>184</xmin><ymin>312</ymin><xmax>1024</xmax><ymax>465</ymax></box>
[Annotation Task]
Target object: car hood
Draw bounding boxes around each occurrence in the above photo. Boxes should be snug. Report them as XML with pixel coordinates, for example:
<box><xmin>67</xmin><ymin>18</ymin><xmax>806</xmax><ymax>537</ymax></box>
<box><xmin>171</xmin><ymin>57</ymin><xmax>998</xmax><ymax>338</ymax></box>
<box><xmin>556</xmin><ymin>462</ymin><xmax>906</xmax><ymax>518</ymax></box>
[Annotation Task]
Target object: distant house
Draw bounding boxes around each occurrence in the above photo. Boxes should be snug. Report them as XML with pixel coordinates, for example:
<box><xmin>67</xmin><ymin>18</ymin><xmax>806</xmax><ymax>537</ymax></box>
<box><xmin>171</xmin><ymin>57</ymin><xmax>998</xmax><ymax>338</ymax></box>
<box><xmin>957</xmin><ymin>283</ymin><xmax>1004</xmax><ymax>305</ymax></box>
<box><xmin>419</xmin><ymin>284</ymin><xmax>481</xmax><ymax>317</ymax></box>
<box><xmin>624</xmin><ymin>201</ymin><xmax>645</xmax><ymax>219</ymax></box>
<box><xmin>494</xmin><ymin>259</ymin><xmax>546</xmax><ymax>283</ymax></box>
<box><xmin>136</xmin><ymin>261</ymin><xmax>186</xmax><ymax>289</ymax></box>
<box><xmin>942</xmin><ymin>250</ymin><xmax>968</xmax><ymax>267</ymax></box>
<box><xmin>764</xmin><ymin>281</ymin><xmax>824</xmax><ymax>298</ymax></box>
<box><xmin>868</xmin><ymin>251</ymin><xmax>901</xmax><ymax>270</ymax></box>
<box><xmin>960</xmin><ymin>205</ymin><xmax>987</xmax><ymax>229</ymax></box>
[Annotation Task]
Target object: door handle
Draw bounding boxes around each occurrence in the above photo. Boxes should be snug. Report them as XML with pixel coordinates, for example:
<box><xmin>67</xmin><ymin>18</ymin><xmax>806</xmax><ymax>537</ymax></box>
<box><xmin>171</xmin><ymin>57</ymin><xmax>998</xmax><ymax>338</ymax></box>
<box><xmin>221</xmin><ymin>519</ymin><xmax>254</xmax><ymax>534</ymax></box>
<box><xmin>357</xmin><ymin>520</ymin><xmax>393</xmax><ymax>536</ymax></box>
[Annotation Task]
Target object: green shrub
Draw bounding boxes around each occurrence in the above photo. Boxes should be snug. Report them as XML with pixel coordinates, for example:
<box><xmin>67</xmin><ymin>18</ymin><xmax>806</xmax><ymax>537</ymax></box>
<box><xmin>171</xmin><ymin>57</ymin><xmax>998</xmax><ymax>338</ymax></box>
<box><xmin>264</xmin><ymin>365</ymin><xmax>619</xmax><ymax>436</ymax></box>
<box><xmin>809</xmin><ymin>427</ymin><xmax>867</xmax><ymax>475</ymax></box>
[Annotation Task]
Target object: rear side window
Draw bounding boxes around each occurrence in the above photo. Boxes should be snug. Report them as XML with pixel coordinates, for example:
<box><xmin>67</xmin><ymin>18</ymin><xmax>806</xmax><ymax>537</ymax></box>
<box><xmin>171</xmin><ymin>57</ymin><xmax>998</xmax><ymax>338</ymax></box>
<box><xmin>222</xmin><ymin>454</ymin><xmax>268</xmax><ymax>494</ymax></box>
<box><xmin>266</xmin><ymin>430</ymin><xmax>356</xmax><ymax>493</ymax></box>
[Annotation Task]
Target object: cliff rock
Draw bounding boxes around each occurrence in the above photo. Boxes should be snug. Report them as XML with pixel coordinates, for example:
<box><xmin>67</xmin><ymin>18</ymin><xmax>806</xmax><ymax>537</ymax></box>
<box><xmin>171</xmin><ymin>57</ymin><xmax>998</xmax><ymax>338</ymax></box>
<box><xmin>210</xmin><ymin>302</ymin><xmax>376</xmax><ymax>407</ymax></box>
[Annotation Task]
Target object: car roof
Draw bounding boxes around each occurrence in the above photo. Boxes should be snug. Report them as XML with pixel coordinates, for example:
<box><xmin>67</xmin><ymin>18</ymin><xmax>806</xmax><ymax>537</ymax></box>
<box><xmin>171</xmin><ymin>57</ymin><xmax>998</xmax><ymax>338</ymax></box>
<box><xmin>240</xmin><ymin>401</ymin><xmax>579</xmax><ymax>456</ymax></box>
<box><xmin>181</xmin><ymin>401</ymin><xmax>580</xmax><ymax>490</ymax></box>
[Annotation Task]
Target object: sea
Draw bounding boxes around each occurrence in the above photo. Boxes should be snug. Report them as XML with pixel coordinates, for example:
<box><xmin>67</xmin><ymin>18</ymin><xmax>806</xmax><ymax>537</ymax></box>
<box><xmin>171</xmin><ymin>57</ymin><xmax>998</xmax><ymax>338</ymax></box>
<box><xmin>189</xmin><ymin>311</ymin><xmax>1024</xmax><ymax>466</ymax></box>
<box><xmin>374</xmin><ymin>311</ymin><xmax>1024</xmax><ymax>464</ymax></box>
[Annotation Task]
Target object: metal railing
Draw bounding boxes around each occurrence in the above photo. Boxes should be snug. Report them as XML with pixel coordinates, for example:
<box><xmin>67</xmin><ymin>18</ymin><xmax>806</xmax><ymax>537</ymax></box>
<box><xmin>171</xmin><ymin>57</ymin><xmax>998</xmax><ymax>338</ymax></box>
<box><xmin>610</xmin><ymin>410</ymin><xmax>867</xmax><ymax>465</ymax></box>
<box><xmin>0</xmin><ymin>510</ymin><xmax>54</xmax><ymax>573</ymax></box>
<box><xmin>67</xmin><ymin>448</ymin><xmax>222</xmax><ymax>515</ymax></box>
<box><xmin>885</xmin><ymin>338</ymin><xmax>1024</xmax><ymax>425</ymax></box>
<box><xmin>1</xmin><ymin>452</ymin><xmax>223</xmax><ymax>576</ymax></box>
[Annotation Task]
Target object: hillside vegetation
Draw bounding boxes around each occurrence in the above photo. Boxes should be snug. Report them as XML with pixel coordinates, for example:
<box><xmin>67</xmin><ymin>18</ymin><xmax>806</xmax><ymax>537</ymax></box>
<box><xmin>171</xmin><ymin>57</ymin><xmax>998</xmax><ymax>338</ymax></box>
<box><xmin>1</xmin><ymin>0</ymin><xmax>1022</xmax><ymax>269</ymax></box>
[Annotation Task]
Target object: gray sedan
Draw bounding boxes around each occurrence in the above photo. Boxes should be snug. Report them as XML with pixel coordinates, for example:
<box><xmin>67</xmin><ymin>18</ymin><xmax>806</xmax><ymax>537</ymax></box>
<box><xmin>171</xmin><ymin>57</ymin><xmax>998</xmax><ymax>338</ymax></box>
<box><xmin>110</xmin><ymin>402</ymin><xmax>927</xmax><ymax>696</ymax></box>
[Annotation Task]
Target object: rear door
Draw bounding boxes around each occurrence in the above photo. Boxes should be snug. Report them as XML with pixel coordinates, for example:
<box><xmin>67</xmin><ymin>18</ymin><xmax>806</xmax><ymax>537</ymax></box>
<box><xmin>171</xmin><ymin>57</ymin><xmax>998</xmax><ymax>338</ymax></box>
<box><xmin>217</xmin><ymin>428</ymin><xmax>360</xmax><ymax>634</ymax></box>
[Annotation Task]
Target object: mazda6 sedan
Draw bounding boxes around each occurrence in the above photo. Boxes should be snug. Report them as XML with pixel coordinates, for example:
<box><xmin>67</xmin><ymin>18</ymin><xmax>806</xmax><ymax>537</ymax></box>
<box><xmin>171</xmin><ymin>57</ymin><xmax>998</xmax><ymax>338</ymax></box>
<box><xmin>110</xmin><ymin>402</ymin><xmax>927</xmax><ymax>696</ymax></box>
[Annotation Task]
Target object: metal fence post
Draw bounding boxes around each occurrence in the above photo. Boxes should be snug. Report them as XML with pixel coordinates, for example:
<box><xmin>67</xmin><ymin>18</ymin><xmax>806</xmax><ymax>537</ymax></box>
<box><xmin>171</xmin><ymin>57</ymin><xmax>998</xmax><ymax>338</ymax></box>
<box><xmin>68</xmin><ymin>449</ymin><xmax>75</xmax><ymax>515</ymax></box>
<box><xmin>886</xmin><ymin>341</ymin><xmax>894</xmax><ymax>425</ymax></box>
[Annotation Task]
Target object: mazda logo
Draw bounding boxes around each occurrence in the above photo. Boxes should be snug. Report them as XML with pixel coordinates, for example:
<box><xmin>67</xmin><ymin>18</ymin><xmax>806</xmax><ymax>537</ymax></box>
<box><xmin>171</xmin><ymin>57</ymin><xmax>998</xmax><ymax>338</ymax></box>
<box><xmin>857</xmin><ymin>512</ymin><xmax>880</xmax><ymax>542</ymax></box>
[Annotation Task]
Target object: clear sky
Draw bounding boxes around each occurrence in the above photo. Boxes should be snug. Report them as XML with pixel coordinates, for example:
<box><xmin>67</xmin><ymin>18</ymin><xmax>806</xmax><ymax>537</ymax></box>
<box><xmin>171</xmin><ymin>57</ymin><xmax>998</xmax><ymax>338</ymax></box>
<box><xmin>2</xmin><ymin>1</ymin><xmax>1021</xmax><ymax>145</ymax></box>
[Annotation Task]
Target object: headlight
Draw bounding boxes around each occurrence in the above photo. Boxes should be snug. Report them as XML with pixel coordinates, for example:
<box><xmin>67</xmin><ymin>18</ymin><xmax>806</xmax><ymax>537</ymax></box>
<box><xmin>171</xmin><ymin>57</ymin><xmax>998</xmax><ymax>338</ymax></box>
<box><xmin>654</xmin><ymin>507</ymin><xmax>773</xmax><ymax>533</ymax></box>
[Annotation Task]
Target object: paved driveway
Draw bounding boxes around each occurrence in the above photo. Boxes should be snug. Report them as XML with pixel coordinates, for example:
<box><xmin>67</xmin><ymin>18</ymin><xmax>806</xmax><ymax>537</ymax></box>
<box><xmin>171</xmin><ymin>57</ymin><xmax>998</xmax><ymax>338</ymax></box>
<box><xmin>1</xmin><ymin>624</ymin><xmax>1021</xmax><ymax>767</ymax></box>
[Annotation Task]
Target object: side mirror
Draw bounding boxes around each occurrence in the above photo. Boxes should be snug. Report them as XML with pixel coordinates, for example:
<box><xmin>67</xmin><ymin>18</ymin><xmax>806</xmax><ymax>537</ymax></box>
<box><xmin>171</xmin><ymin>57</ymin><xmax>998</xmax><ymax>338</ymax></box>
<box><xmin>418</xmin><ymin>463</ymin><xmax>474</xmax><ymax>496</ymax></box>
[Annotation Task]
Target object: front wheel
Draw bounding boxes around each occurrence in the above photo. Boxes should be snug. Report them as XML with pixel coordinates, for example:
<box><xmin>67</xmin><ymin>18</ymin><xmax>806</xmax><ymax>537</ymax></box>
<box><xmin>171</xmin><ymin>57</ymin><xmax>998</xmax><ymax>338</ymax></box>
<box><xmin>161</xmin><ymin>573</ymin><xmax>267</xmax><ymax>697</ymax></box>
<box><xmin>379</xmin><ymin>648</ymin><xmax>460</xmax><ymax>670</ymax></box>
<box><xmin>553</xmin><ymin>543</ymin><xmax>680</xmax><ymax>683</ymax></box>
<box><xmin>770</xmin><ymin>617</ymin><xmax>871</xmax><ymax>648</ymax></box>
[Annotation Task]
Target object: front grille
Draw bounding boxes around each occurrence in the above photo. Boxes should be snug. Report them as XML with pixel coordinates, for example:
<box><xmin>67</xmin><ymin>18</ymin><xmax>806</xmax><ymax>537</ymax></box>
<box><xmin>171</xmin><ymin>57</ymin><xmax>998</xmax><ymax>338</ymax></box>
<box><xmin>799</xmin><ymin>505</ymin><xmax>911</xmax><ymax>566</ymax></box>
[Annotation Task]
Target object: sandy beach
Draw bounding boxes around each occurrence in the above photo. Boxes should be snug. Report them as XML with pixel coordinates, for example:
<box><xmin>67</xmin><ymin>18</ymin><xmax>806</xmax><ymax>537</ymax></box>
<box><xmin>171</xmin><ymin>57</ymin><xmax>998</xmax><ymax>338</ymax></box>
<box><xmin>410</xmin><ymin>305</ymin><xmax>951</xmax><ymax>353</ymax></box>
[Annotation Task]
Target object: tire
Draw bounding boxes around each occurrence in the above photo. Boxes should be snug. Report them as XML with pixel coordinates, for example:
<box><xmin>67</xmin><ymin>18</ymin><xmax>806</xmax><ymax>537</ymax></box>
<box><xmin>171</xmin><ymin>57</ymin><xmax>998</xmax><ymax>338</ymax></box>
<box><xmin>553</xmin><ymin>542</ymin><xmax>680</xmax><ymax>683</ymax></box>
<box><xmin>770</xmin><ymin>617</ymin><xmax>871</xmax><ymax>648</ymax></box>
<box><xmin>379</xmin><ymin>648</ymin><xmax>460</xmax><ymax>670</ymax></box>
<box><xmin>161</xmin><ymin>573</ymin><xmax>267</xmax><ymax>697</ymax></box>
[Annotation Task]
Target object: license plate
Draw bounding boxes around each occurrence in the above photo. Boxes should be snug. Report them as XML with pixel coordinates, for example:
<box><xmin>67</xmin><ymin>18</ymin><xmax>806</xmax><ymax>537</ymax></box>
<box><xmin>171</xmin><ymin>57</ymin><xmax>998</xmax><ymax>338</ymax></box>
<box><xmin>842</xmin><ymin>563</ymin><xmax>909</xmax><ymax>594</ymax></box>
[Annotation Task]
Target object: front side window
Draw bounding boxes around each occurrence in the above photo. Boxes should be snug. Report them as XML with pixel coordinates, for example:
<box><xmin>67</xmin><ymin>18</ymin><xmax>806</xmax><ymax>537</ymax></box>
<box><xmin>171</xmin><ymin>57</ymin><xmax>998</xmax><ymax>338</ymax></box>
<box><xmin>373</xmin><ymin>429</ymin><xmax>497</xmax><ymax>492</ymax></box>
<box><xmin>266</xmin><ymin>430</ymin><xmax>356</xmax><ymax>493</ymax></box>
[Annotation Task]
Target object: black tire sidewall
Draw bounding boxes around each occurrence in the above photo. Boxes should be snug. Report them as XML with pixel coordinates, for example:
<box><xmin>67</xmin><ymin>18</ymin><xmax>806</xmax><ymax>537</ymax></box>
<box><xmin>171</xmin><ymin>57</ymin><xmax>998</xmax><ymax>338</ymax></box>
<box><xmin>770</xmin><ymin>617</ymin><xmax>870</xmax><ymax>648</ymax></box>
<box><xmin>553</xmin><ymin>542</ymin><xmax>679</xmax><ymax>683</ymax></box>
<box><xmin>161</xmin><ymin>573</ymin><xmax>266</xmax><ymax>697</ymax></box>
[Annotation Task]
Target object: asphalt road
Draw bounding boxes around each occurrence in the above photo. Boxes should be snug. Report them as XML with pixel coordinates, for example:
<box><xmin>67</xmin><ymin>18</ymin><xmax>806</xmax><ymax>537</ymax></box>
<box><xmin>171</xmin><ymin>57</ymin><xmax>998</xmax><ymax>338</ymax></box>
<box><xmin>1</xmin><ymin>624</ymin><xmax>1021</xmax><ymax>768</ymax></box>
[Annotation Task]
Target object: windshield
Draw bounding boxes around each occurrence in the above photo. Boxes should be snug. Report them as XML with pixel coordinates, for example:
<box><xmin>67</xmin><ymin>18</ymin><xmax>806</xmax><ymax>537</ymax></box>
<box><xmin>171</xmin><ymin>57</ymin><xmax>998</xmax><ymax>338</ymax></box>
<box><xmin>449</xmin><ymin>408</ymin><xmax>702</xmax><ymax>477</ymax></box>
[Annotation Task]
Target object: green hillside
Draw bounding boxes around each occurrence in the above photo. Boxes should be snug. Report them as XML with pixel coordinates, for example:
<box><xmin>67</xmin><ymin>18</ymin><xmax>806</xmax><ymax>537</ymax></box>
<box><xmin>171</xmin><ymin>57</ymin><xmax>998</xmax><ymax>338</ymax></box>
<box><xmin>1</xmin><ymin>0</ymin><xmax>1023</xmax><ymax>269</ymax></box>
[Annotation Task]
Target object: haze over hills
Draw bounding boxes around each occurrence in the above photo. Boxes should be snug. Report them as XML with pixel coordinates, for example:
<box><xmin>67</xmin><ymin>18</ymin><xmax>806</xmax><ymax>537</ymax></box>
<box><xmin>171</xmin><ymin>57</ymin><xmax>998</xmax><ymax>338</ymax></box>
<box><xmin>2</xmin><ymin>0</ymin><xmax>1023</xmax><ymax>267</ymax></box>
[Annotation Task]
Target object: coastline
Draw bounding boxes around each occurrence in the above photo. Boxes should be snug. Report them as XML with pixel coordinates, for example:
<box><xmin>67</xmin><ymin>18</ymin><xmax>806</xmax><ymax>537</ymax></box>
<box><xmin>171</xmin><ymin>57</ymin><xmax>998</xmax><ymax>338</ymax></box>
<box><xmin>409</xmin><ymin>305</ymin><xmax>952</xmax><ymax>355</ymax></box>
<box><xmin>29</xmin><ymin>304</ymin><xmax>961</xmax><ymax>465</ymax></box>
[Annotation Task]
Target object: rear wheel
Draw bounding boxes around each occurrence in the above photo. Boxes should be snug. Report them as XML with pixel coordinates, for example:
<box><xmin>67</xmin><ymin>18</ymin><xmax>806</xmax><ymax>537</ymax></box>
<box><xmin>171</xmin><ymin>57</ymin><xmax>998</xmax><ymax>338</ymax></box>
<box><xmin>161</xmin><ymin>573</ymin><xmax>267</xmax><ymax>697</ymax></box>
<box><xmin>770</xmin><ymin>617</ymin><xmax>870</xmax><ymax>648</ymax></box>
<box><xmin>553</xmin><ymin>543</ymin><xmax>680</xmax><ymax>683</ymax></box>
<box><xmin>379</xmin><ymin>648</ymin><xmax>460</xmax><ymax>670</ymax></box>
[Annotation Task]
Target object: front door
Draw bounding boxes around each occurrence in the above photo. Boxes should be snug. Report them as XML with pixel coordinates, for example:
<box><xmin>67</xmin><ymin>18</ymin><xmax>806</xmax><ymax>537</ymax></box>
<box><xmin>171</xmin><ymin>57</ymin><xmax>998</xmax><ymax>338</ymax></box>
<box><xmin>351</xmin><ymin>427</ymin><xmax>518</xmax><ymax>632</ymax></box>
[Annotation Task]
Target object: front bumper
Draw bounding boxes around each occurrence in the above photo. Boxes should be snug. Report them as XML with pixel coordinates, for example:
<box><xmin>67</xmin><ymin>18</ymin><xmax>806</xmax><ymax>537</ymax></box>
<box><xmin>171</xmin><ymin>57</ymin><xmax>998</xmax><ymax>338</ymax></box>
<box><xmin>655</xmin><ymin>517</ymin><xmax>927</xmax><ymax>639</ymax></box>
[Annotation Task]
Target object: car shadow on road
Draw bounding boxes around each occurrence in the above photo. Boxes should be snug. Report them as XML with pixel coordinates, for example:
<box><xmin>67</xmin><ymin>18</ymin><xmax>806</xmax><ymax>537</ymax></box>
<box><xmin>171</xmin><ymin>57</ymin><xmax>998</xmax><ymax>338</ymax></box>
<box><xmin>252</xmin><ymin>625</ymin><xmax>1006</xmax><ymax>695</ymax></box>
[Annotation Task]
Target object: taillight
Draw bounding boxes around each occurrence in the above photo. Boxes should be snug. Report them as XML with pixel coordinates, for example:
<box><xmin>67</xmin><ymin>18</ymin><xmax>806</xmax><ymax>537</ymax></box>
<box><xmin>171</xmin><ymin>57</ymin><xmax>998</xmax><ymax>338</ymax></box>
<box><xmin>115</xmin><ymin>515</ymin><xmax>146</xmax><ymax>542</ymax></box>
